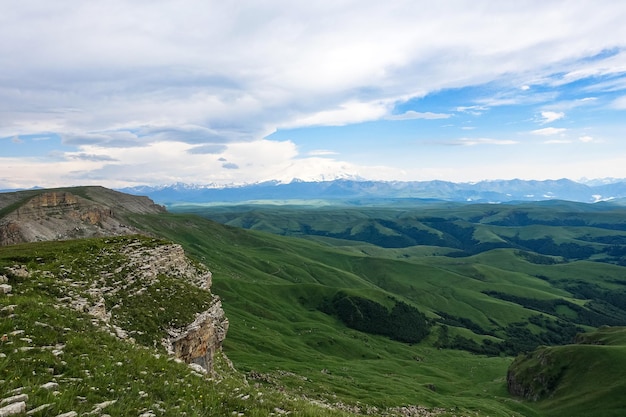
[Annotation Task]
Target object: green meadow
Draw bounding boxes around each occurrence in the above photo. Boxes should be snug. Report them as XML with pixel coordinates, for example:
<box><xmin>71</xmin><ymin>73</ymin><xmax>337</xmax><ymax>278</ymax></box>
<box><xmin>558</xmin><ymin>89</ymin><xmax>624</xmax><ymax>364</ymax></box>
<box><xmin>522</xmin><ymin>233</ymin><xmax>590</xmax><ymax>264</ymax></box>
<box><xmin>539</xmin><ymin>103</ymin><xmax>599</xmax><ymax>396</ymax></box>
<box><xmin>4</xmin><ymin>197</ymin><xmax>626</xmax><ymax>416</ymax></box>
<box><xmin>134</xmin><ymin>199</ymin><xmax>626</xmax><ymax>416</ymax></box>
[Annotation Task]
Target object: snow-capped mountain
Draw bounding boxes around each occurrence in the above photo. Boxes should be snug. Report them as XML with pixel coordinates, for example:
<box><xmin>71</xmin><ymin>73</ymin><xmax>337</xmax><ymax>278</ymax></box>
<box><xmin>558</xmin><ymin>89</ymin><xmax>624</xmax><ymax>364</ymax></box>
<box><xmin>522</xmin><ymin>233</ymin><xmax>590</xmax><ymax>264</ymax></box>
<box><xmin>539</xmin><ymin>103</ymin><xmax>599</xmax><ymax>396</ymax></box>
<box><xmin>118</xmin><ymin>178</ymin><xmax>626</xmax><ymax>205</ymax></box>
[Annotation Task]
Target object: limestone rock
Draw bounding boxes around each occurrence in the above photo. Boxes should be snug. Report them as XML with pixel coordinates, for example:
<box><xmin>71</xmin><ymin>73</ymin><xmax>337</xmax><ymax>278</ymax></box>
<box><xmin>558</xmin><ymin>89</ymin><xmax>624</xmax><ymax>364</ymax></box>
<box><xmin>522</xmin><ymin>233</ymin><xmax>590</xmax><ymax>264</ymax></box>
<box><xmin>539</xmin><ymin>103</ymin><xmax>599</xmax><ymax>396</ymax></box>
<box><xmin>0</xmin><ymin>394</ymin><xmax>28</xmax><ymax>407</ymax></box>
<box><xmin>0</xmin><ymin>188</ymin><xmax>165</xmax><ymax>246</ymax></box>
<box><xmin>166</xmin><ymin>298</ymin><xmax>229</xmax><ymax>372</ymax></box>
<box><xmin>0</xmin><ymin>402</ymin><xmax>26</xmax><ymax>417</ymax></box>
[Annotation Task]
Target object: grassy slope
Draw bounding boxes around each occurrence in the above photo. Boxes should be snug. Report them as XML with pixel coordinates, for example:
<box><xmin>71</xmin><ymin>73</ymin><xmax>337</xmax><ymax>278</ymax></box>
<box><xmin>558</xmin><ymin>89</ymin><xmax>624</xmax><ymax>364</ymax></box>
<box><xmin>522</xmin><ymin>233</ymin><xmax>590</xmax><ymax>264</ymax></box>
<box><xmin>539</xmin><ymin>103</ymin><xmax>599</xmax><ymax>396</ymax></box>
<box><xmin>0</xmin><ymin>237</ymin><xmax>355</xmax><ymax>417</ymax></box>
<box><xmin>133</xmin><ymin>205</ymin><xmax>626</xmax><ymax>416</ymax></box>
<box><xmin>509</xmin><ymin>327</ymin><xmax>626</xmax><ymax>417</ymax></box>
<box><xmin>135</xmin><ymin>212</ymin><xmax>590</xmax><ymax>416</ymax></box>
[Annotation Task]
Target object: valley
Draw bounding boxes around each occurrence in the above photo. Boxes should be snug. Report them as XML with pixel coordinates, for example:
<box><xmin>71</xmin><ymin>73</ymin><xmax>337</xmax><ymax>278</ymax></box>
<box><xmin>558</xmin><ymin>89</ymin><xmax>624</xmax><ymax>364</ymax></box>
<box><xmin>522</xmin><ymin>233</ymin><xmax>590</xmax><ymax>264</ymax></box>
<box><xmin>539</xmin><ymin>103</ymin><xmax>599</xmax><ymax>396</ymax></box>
<box><xmin>3</xmin><ymin>187</ymin><xmax>626</xmax><ymax>416</ymax></box>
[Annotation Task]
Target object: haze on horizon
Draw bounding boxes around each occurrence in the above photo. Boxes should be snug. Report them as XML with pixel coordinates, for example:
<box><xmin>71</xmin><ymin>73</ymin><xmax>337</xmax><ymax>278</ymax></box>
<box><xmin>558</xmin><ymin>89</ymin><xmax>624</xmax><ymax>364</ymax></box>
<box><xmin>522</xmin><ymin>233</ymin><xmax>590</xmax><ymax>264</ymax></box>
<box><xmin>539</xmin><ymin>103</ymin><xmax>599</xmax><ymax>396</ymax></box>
<box><xmin>2</xmin><ymin>1</ymin><xmax>626</xmax><ymax>189</ymax></box>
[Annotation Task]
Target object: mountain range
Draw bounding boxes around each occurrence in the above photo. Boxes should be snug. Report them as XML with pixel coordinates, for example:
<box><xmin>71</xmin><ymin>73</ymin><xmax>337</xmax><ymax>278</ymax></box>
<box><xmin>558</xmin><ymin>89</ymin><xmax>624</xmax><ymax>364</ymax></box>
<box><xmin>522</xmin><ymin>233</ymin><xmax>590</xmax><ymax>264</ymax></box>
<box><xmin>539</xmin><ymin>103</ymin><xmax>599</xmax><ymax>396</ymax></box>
<box><xmin>119</xmin><ymin>178</ymin><xmax>626</xmax><ymax>205</ymax></box>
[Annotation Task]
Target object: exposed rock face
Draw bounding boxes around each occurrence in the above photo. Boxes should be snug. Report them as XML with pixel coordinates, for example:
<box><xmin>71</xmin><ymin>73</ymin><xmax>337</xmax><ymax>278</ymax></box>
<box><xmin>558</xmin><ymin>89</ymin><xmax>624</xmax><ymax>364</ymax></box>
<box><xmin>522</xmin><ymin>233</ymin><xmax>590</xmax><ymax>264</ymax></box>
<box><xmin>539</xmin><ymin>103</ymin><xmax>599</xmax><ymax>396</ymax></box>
<box><xmin>0</xmin><ymin>188</ymin><xmax>165</xmax><ymax>246</ymax></box>
<box><xmin>166</xmin><ymin>299</ymin><xmax>229</xmax><ymax>372</ymax></box>
<box><xmin>7</xmin><ymin>238</ymin><xmax>228</xmax><ymax>373</ymax></box>
<box><xmin>0</xmin><ymin>187</ymin><xmax>228</xmax><ymax>373</ymax></box>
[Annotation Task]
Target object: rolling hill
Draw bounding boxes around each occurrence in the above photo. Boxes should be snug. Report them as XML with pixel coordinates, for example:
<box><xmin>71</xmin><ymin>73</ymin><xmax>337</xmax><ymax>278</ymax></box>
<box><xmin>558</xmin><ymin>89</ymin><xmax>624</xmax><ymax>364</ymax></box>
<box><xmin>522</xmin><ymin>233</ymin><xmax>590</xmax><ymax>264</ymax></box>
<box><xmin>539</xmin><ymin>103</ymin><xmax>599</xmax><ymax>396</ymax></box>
<box><xmin>4</xmin><ymin>186</ymin><xmax>626</xmax><ymax>416</ymax></box>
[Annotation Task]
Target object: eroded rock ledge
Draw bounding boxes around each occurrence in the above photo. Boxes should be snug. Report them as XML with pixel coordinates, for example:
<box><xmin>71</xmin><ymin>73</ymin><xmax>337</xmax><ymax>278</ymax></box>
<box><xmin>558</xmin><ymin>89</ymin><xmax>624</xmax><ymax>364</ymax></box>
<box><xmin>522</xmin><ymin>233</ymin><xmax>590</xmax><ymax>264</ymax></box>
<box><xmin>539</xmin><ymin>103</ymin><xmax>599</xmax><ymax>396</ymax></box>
<box><xmin>0</xmin><ymin>190</ymin><xmax>165</xmax><ymax>246</ymax></box>
<box><xmin>5</xmin><ymin>238</ymin><xmax>228</xmax><ymax>374</ymax></box>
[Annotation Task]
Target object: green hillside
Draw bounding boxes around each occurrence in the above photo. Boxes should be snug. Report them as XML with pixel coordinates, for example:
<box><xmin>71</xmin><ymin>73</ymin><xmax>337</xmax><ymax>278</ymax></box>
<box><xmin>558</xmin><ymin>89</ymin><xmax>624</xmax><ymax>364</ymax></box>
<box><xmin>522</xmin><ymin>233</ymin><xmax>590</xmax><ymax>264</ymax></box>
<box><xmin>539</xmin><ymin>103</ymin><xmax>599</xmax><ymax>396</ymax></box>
<box><xmin>155</xmin><ymin>201</ymin><xmax>626</xmax><ymax>415</ymax></box>
<box><xmin>0</xmin><ymin>236</ymin><xmax>354</xmax><ymax>417</ymax></box>
<box><xmin>508</xmin><ymin>327</ymin><xmax>626</xmax><ymax>417</ymax></box>
<box><xmin>129</xmin><ymin>205</ymin><xmax>626</xmax><ymax>416</ymax></box>
<box><xmin>5</xmin><ymin>195</ymin><xmax>626</xmax><ymax>416</ymax></box>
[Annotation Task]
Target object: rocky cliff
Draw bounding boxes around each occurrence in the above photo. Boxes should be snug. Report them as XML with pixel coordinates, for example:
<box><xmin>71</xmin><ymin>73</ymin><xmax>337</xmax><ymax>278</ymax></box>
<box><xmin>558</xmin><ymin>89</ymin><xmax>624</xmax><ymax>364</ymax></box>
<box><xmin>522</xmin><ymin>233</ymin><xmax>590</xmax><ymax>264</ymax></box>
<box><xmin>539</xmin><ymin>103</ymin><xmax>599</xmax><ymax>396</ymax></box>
<box><xmin>506</xmin><ymin>347</ymin><xmax>567</xmax><ymax>401</ymax></box>
<box><xmin>0</xmin><ymin>185</ymin><xmax>228</xmax><ymax>374</ymax></box>
<box><xmin>0</xmin><ymin>187</ymin><xmax>165</xmax><ymax>246</ymax></box>
<box><xmin>2</xmin><ymin>236</ymin><xmax>228</xmax><ymax>373</ymax></box>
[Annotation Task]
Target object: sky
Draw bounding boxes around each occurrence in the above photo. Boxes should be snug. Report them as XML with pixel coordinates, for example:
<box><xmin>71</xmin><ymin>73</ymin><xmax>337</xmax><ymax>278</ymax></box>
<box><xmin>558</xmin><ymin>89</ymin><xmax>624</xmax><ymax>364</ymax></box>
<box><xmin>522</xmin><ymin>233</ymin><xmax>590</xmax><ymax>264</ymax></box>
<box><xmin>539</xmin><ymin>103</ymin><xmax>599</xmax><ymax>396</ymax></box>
<box><xmin>2</xmin><ymin>1</ymin><xmax>626</xmax><ymax>189</ymax></box>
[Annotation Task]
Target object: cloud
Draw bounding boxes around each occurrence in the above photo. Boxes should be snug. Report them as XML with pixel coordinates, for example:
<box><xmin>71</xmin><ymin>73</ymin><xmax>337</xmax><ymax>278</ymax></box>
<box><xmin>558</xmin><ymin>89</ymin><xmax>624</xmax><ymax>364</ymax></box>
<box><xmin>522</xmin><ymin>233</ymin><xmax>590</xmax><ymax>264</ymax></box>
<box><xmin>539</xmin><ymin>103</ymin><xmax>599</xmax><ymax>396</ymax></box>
<box><xmin>611</xmin><ymin>95</ymin><xmax>626</xmax><ymax>109</ymax></box>
<box><xmin>222</xmin><ymin>162</ymin><xmax>239</xmax><ymax>170</ymax></box>
<box><xmin>387</xmin><ymin>111</ymin><xmax>451</xmax><ymax>120</ymax></box>
<box><xmin>540</xmin><ymin>111</ymin><xmax>565</xmax><ymax>124</ymax></box>
<box><xmin>11</xmin><ymin>136</ymin><xmax>23</xmax><ymax>144</ymax></box>
<box><xmin>456</xmin><ymin>105</ymin><xmax>488</xmax><ymax>115</ymax></box>
<box><xmin>2</xmin><ymin>2</ymin><xmax>626</xmax><ymax>187</ymax></box>
<box><xmin>446</xmin><ymin>138</ymin><xmax>518</xmax><ymax>146</ymax></box>
<box><xmin>579</xmin><ymin>135</ymin><xmax>596</xmax><ymax>143</ymax></box>
<box><xmin>138</xmin><ymin>125</ymin><xmax>235</xmax><ymax>145</ymax></box>
<box><xmin>531</xmin><ymin>127</ymin><xmax>567</xmax><ymax>136</ymax></box>
<box><xmin>62</xmin><ymin>131</ymin><xmax>142</xmax><ymax>147</ymax></box>
<box><xmin>544</xmin><ymin>139</ymin><xmax>572</xmax><ymax>144</ymax></box>
<box><xmin>66</xmin><ymin>153</ymin><xmax>118</xmax><ymax>162</ymax></box>
<box><xmin>308</xmin><ymin>150</ymin><xmax>338</xmax><ymax>156</ymax></box>
<box><xmin>188</xmin><ymin>144</ymin><xmax>228</xmax><ymax>155</ymax></box>
<box><xmin>281</xmin><ymin>100</ymin><xmax>390</xmax><ymax>128</ymax></box>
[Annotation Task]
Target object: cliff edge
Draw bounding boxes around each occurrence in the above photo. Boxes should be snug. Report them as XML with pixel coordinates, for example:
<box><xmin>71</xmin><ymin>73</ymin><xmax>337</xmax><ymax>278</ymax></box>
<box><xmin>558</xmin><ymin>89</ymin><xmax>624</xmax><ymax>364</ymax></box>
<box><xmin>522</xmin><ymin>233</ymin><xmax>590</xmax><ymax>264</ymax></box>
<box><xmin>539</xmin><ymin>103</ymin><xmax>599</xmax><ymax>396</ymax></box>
<box><xmin>0</xmin><ymin>186</ymin><xmax>165</xmax><ymax>246</ymax></box>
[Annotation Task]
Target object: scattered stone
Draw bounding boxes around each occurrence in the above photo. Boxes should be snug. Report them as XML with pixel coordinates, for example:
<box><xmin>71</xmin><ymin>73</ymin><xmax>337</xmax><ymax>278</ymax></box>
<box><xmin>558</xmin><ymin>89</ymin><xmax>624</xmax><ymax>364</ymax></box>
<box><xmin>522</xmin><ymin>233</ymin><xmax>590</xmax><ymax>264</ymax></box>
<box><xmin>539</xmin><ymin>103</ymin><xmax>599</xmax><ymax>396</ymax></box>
<box><xmin>26</xmin><ymin>403</ymin><xmax>53</xmax><ymax>415</ymax></box>
<box><xmin>0</xmin><ymin>284</ymin><xmax>12</xmax><ymax>295</ymax></box>
<box><xmin>0</xmin><ymin>402</ymin><xmax>26</xmax><ymax>417</ymax></box>
<box><xmin>5</xmin><ymin>266</ymin><xmax>29</xmax><ymax>278</ymax></box>
<box><xmin>138</xmin><ymin>411</ymin><xmax>156</xmax><ymax>417</ymax></box>
<box><xmin>189</xmin><ymin>363</ymin><xmax>207</xmax><ymax>375</ymax></box>
<box><xmin>41</xmin><ymin>382</ymin><xmax>59</xmax><ymax>390</ymax></box>
<box><xmin>55</xmin><ymin>412</ymin><xmax>77</xmax><ymax>417</ymax></box>
<box><xmin>0</xmin><ymin>394</ymin><xmax>28</xmax><ymax>406</ymax></box>
<box><xmin>87</xmin><ymin>400</ymin><xmax>117</xmax><ymax>415</ymax></box>
<box><xmin>17</xmin><ymin>347</ymin><xmax>34</xmax><ymax>352</ymax></box>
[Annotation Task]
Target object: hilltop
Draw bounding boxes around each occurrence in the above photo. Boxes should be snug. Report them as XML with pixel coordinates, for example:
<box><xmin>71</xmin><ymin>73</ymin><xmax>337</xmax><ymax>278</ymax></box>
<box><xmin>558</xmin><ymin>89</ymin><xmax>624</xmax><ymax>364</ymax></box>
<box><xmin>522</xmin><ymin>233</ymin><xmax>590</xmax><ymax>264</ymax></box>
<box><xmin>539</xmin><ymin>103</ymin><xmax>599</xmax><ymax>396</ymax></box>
<box><xmin>0</xmin><ymin>186</ymin><xmax>165</xmax><ymax>246</ymax></box>
<box><xmin>508</xmin><ymin>327</ymin><xmax>626</xmax><ymax>417</ymax></box>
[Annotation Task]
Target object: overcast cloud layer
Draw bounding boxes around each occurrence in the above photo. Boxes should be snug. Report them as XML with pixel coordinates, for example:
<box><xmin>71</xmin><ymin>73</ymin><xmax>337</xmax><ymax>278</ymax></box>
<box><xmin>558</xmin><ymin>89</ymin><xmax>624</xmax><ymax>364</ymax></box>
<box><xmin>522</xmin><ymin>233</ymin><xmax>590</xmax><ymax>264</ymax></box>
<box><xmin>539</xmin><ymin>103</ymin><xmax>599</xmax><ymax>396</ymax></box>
<box><xmin>2</xmin><ymin>1</ymin><xmax>626</xmax><ymax>188</ymax></box>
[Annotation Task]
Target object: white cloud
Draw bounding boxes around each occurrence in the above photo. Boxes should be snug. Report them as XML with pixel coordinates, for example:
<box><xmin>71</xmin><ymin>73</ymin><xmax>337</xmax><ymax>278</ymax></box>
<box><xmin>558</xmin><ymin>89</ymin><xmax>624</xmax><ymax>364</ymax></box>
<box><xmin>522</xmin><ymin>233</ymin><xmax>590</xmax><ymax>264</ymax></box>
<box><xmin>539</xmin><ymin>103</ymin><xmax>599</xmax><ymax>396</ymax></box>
<box><xmin>308</xmin><ymin>150</ymin><xmax>338</xmax><ymax>156</ymax></box>
<box><xmin>531</xmin><ymin>127</ymin><xmax>567</xmax><ymax>136</ymax></box>
<box><xmin>579</xmin><ymin>135</ymin><xmax>595</xmax><ymax>143</ymax></box>
<box><xmin>540</xmin><ymin>111</ymin><xmax>565</xmax><ymax>124</ymax></box>
<box><xmin>611</xmin><ymin>95</ymin><xmax>626</xmax><ymax>109</ymax></box>
<box><xmin>281</xmin><ymin>100</ymin><xmax>390</xmax><ymax>128</ymax></box>
<box><xmin>544</xmin><ymin>139</ymin><xmax>572</xmax><ymax>144</ymax></box>
<box><xmin>449</xmin><ymin>138</ymin><xmax>518</xmax><ymax>146</ymax></box>
<box><xmin>456</xmin><ymin>105</ymin><xmax>488</xmax><ymax>115</ymax></box>
<box><xmin>387</xmin><ymin>111</ymin><xmax>451</xmax><ymax>120</ymax></box>
<box><xmin>2</xmin><ymin>1</ymin><xmax>626</xmax><ymax>186</ymax></box>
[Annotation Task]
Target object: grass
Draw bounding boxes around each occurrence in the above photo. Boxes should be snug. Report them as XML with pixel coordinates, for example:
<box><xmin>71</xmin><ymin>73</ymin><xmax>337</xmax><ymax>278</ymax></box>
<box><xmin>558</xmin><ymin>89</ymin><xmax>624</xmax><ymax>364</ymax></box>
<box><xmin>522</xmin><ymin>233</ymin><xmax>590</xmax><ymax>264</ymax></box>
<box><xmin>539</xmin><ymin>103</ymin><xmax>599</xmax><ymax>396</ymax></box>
<box><xmin>134</xmin><ymin>204</ymin><xmax>626</xmax><ymax>416</ymax></box>
<box><xmin>0</xmin><ymin>236</ymin><xmax>358</xmax><ymax>417</ymax></box>
<box><xmin>6</xmin><ymin>196</ymin><xmax>626</xmax><ymax>416</ymax></box>
<box><xmin>509</xmin><ymin>327</ymin><xmax>626</xmax><ymax>417</ymax></box>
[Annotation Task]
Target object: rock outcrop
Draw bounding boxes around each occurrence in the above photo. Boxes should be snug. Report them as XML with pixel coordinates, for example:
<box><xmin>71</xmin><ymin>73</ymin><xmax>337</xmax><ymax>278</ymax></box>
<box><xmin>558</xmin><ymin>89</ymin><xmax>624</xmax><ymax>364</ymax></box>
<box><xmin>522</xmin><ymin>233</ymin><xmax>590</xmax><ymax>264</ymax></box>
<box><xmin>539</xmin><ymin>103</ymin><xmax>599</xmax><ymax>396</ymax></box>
<box><xmin>4</xmin><ymin>237</ymin><xmax>228</xmax><ymax>374</ymax></box>
<box><xmin>166</xmin><ymin>299</ymin><xmax>229</xmax><ymax>372</ymax></box>
<box><xmin>506</xmin><ymin>348</ymin><xmax>566</xmax><ymax>401</ymax></box>
<box><xmin>0</xmin><ymin>187</ymin><xmax>228</xmax><ymax>373</ymax></box>
<box><xmin>0</xmin><ymin>187</ymin><xmax>165</xmax><ymax>246</ymax></box>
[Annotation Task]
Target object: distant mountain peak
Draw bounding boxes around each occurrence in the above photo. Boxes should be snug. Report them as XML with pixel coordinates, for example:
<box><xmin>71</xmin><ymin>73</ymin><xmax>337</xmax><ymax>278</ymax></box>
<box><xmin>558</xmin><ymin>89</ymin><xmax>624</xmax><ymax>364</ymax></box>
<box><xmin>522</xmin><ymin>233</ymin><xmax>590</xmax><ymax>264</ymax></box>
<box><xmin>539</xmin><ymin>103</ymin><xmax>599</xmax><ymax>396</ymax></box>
<box><xmin>117</xmin><ymin>178</ymin><xmax>626</xmax><ymax>205</ymax></box>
